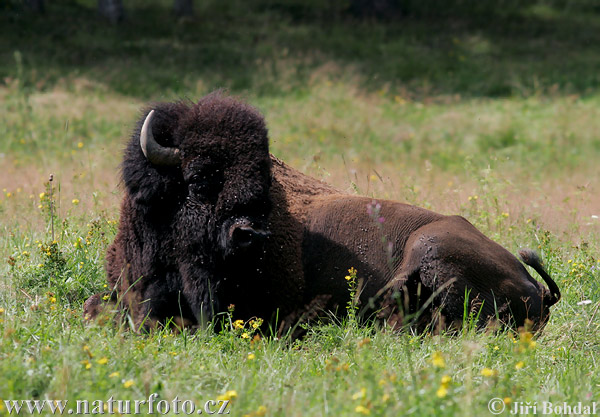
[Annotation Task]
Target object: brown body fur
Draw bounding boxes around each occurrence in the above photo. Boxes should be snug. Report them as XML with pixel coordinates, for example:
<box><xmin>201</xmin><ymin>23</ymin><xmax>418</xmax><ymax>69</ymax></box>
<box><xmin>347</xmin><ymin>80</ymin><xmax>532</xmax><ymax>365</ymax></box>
<box><xmin>272</xmin><ymin>159</ymin><xmax>558</xmax><ymax>331</ymax></box>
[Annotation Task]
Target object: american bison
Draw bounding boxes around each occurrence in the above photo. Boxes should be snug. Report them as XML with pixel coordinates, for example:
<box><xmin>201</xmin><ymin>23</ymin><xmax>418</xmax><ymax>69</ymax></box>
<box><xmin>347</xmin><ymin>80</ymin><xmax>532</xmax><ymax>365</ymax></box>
<box><xmin>84</xmin><ymin>93</ymin><xmax>560</xmax><ymax>334</ymax></box>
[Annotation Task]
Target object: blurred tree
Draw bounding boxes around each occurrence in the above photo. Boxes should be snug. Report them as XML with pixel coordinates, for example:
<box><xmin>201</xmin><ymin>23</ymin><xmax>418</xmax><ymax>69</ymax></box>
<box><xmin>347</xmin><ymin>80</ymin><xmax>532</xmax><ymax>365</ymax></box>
<box><xmin>350</xmin><ymin>0</ymin><xmax>399</xmax><ymax>18</ymax></box>
<box><xmin>97</xmin><ymin>0</ymin><xmax>193</xmax><ymax>22</ymax></box>
<box><xmin>24</xmin><ymin>0</ymin><xmax>45</xmax><ymax>13</ymax></box>
<box><xmin>174</xmin><ymin>0</ymin><xmax>194</xmax><ymax>17</ymax></box>
<box><xmin>98</xmin><ymin>0</ymin><xmax>124</xmax><ymax>23</ymax></box>
<box><xmin>16</xmin><ymin>0</ymin><xmax>194</xmax><ymax>21</ymax></box>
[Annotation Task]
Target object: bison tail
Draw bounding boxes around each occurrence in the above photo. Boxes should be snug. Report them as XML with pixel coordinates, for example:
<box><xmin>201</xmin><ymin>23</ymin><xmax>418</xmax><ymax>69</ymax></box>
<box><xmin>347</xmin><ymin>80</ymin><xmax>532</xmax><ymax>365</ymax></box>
<box><xmin>518</xmin><ymin>248</ymin><xmax>561</xmax><ymax>307</ymax></box>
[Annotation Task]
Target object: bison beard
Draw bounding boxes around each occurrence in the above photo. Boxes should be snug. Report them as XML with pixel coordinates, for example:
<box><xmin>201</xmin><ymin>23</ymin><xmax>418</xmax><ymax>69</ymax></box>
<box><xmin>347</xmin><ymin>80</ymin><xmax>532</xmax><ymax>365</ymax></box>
<box><xmin>84</xmin><ymin>93</ymin><xmax>561</xmax><ymax>334</ymax></box>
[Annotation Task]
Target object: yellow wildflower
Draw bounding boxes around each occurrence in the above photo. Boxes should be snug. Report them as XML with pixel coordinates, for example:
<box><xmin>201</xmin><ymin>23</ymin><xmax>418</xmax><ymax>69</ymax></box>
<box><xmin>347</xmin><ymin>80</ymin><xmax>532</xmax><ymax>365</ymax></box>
<box><xmin>337</xmin><ymin>363</ymin><xmax>350</xmax><ymax>372</ymax></box>
<box><xmin>519</xmin><ymin>331</ymin><xmax>536</xmax><ymax>350</ymax></box>
<box><xmin>352</xmin><ymin>388</ymin><xmax>366</xmax><ymax>400</ymax></box>
<box><xmin>431</xmin><ymin>351</ymin><xmax>445</xmax><ymax>368</ymax></box>
<box><xmin>233</xmin><ymin>319</ymin><xmax>244</xmax><ymax>329</ymax></box>
<box><xmin>504</xmin><ymin>398</ymin><xmax>512</xmax><ymax>405</ymax></box>
<box><xmin>123</xmin><ymin>380</ymin><xmax>135</xmax><ymax>388</ymax></box>
<box><xmin>357</xmin><ymin>338</ymin><xmax>371</xmax><ymax>348</ymax></box>
<box><xmin>515</xmin><ymin>361</ymin><xmax>524</xmax><ymax>370</ymax></box>
<box><xmin>480</xmin><ymin>368</ymin><xmax>497</xmax><ymax>377</ymax></box>
<box><xmin>436</xmin><ymin>386</ymin><xmax>448</xmax><ymax>398</ymax></box>
<box><xmin>241</xmin><ymin>332</ymin><xmax>250</xmax><ymax>339</ymax></box>
<box><xmin>255</xmin><ymin>405</ymin><xmax>267</xmax><ymax>416</ymax></box>
<box><xmin>0</xmin><ymin>308</ymin><xmax>4</xmax><ymax>315</ymax></box>
<box><xmin>247</xmin><ymin>353</ymin><xmax>256</xmax><ymax>360</ymax></box>
<box><xmin>109</xmin><ymin>372</ymin><xmax>120</xmax><ymax>378</ymax></box>
<box><xmin>82</xmin><ymin>344</ymin><xmax>93</xmax><ymax>358</ymax></box>
<box><xmin>77</xmin><ymin>142</ymin><xmax>84</xmax><ymax>149</ymax></box>
<box><xmin>355</xmin><ymin>405</ymin><xmax>371</xmax><ymax>415</ymax></box>
<box><xmin>72</xmin><ymin>199</ymin><xmax>80</xmax><ymax>205</ymax></box>
<box><xmin>441</xmin><ymin>375</ymin><xmax>452</xmax><ymax>385</ymax></box>
<box><xmin>217</xmin><ymin>390</ymin><xmax>237</xmax><ymax>402</ymax></box>
<box><xmin>96</xmin><ymin>357</ymin><xmax>108</xmax><ymax>365</ymax></box>
<box><xmin>81</xmin><ymin>360</ymin><xmax>92</xmax><ymax>370</ymax></box>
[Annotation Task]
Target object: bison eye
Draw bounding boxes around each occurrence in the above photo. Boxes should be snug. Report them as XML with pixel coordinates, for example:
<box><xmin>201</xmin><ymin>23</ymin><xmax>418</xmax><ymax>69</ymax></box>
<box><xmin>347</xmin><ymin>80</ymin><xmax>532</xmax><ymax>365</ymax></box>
<box><xmin>189</xmin><ymin>181</ymin><xmax>210</xmax><ymax>196</ymax></box>
<box><xmin>188</xmin><ymin>173</ymin><xmax>222</xmax><ymax>198</ymax></box>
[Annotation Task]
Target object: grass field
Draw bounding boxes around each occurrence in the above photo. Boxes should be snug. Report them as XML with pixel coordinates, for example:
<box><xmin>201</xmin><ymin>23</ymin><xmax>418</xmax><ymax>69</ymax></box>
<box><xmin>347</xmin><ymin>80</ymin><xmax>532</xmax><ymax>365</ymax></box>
<box><xmin>1</xmin><ymin>1</ymin><xmax>600</xmax><ymax>416</ymax></box>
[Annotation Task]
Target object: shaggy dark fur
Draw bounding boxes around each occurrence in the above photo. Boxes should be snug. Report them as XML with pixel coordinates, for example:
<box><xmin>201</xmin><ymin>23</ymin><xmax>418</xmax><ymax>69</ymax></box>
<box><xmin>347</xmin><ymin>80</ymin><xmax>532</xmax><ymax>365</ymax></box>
<box><xmin>84</xmin><ymin>93</ymin><xmax>560</xmax><ymax>333</ymax></box>
<box><xmin>98</xmin><ymin>93</ymin><xmax>273</xmax><ymax>329</ymax></box>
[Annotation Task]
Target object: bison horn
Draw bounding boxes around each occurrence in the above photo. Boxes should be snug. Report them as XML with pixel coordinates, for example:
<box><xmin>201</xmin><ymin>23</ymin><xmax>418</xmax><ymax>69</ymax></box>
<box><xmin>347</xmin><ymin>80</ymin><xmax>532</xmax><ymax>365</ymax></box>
<box><xmin>140</xmin><ymin>110</ymin><xmax>181</xmax><ymax>166</ymax></box>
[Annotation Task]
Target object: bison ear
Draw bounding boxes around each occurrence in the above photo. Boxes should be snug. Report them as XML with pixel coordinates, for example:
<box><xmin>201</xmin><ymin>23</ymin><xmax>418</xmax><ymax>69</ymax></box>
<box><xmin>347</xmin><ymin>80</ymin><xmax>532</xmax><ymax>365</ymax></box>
<box><xmin>140</xmin><ymin>110</ymin><xmax>182</xmax><ymax>166</ymax></box>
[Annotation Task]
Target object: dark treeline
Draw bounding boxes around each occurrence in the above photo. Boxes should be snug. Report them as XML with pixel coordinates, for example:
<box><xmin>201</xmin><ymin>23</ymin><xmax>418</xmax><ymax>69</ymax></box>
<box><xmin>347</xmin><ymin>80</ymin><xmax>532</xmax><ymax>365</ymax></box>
<box><xmin>20</xmin><ymin>0</ymin><xmax>193</xmax><ymax>21</ymax></box>
<box><xmin>3</xmin><ymin>0</ymin><xmax>600</xmax><ymax>99</ymax></box>
<box><xmin>15</xmin><ymin>0</ymin><xmax>600</xmax><ymax>23</ymax></box>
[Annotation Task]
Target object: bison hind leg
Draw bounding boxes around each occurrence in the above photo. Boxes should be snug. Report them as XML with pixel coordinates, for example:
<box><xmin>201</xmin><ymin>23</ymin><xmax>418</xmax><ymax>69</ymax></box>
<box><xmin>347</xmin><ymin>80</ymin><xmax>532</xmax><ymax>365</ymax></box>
<box><xmin>384</xmin><ymin>234</ymin><xmax>468</xmax><ymax>334</ymax></box>
<box><xmin>378</xmin><ymin>268</ymin><xmax>438</xmax><ymax>333</ymax></box>
<box><xmin>83</xmin><ymin>292</ymin><xmax>121</xmax><ymax>325</ymax></box>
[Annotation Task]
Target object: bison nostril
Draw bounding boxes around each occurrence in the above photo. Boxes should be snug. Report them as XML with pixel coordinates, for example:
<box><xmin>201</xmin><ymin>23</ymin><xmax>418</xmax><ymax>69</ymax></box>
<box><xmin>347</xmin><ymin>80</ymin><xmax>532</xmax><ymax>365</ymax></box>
<box><xmin>234</xmin><ymin>228</ymin><xmax>255</xmax><ymax>247</ymax></box>
<box><xmin>229</xmin><ymin>222</ymin><xmax>270</xmax><ymax>250</ymax></box>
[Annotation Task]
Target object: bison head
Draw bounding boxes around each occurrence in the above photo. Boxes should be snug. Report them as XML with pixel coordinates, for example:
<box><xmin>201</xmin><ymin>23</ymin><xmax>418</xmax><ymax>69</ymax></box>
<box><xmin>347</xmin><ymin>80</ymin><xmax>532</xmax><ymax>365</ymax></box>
<box><xmin>121</xmin><ymin>93</ymin><xmax>272</xmax><ymax>324</ymax></box>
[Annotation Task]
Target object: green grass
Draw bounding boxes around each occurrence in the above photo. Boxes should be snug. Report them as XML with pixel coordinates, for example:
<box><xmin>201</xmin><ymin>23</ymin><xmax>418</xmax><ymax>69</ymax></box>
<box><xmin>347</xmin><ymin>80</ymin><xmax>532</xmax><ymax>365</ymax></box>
<box><xmin>2</xmin><ymin>1</ymin><xmax>600</xmax><ymax>416</ymax></box>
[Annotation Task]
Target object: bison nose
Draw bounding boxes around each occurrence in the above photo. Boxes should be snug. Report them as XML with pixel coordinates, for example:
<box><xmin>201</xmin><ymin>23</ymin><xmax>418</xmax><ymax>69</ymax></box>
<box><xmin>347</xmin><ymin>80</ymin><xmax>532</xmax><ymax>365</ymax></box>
<box><xmin>229</xmin><ymin>220</ymin><xmax>270</xmax><ymax>249</ymax></box>
<box><xmin>233</xmin><ymin>226</ymin><xmax>258</xmax><ymax>248</ymax></box>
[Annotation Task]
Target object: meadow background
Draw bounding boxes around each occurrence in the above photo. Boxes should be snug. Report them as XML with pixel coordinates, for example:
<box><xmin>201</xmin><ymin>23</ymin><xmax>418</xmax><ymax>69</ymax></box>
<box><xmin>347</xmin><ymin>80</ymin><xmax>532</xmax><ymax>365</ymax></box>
<box><xmin>1</xmin><ymin>0</ymin><xmax>600</xmax><ymax>415</ymax></box>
